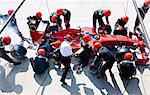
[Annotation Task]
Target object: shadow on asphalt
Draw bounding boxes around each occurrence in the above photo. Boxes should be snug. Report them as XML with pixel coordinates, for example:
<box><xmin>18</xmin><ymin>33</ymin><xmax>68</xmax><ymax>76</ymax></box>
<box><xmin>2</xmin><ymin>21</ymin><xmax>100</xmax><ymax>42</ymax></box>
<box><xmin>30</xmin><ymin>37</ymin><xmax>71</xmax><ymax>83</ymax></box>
<box><xmin>0</xmin><ymin>57</ymin><xmax>29</xmax><ymax>94</ymax></box>
<box><xmin>61</xmin><ymin>70</ymin><xmax>81</xmax><ymax>95</ymax></box>
<box><xmin>34</xmin><ymin>59</ymin><xmax>55</xmax><ymax>95</ymax></box>
<box><xmin>83</xmin><ymin>65</ymin><xmax>143</xmax><ymax>95</ymax></box>
<box><xmin>136</xmin><ymin>64</ymin><xmax>149</xmax><ymax>74</ymax></box>
<box><xmin>83</xmin><ymin>66</ymin><xmax>122</xmax><ymax>95</ymax></box>
<box><xmin>122</xmin><ymin>77</ymin><xmax>143</xmax><ymax>95</ymax></box>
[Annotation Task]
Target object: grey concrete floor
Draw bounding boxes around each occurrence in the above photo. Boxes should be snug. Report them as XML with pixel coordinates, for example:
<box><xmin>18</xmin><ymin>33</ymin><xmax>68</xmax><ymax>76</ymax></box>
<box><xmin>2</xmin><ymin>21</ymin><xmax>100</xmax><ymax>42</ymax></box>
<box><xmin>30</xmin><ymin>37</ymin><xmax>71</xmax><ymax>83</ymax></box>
<box><xmin>0</xmin><ymin>0</ymin><xmax>150</xmax><ymax>95</ymax></box>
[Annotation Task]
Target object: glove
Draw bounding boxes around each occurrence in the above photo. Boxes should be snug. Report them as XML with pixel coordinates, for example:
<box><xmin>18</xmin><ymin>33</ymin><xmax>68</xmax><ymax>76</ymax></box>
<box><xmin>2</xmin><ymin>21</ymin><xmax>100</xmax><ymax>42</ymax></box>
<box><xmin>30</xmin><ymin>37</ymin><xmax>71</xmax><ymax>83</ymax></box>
<box><xmin>5</xmin><ymin>51</ymin><xmax>12</xmax><ymax>53</ymax></box>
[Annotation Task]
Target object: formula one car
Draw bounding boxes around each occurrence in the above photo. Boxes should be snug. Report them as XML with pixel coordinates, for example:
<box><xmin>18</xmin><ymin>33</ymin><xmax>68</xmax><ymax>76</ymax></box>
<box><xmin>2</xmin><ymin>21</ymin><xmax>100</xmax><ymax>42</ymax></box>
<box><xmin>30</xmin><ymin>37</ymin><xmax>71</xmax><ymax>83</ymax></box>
<box><xmin>27</xmin><ymin>13</ymin><xmax>149</xmax><ymax>65</ymax></box>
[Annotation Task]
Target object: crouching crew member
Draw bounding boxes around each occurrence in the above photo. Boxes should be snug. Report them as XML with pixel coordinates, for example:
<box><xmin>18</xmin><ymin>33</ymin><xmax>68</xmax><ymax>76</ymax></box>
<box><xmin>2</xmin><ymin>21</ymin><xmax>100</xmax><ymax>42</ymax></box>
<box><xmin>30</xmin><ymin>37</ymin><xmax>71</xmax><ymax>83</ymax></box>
<box><xmin>92</xmin><ymin>42</ymin><xmax>116</xmax><ymax>78</ymax></box>
<box><xmin>50</xmin><ymin>12</ymin><xmax>62</xmax><ymax>30</ymax></box>
<box><xmin>27</xmin><ymin>12</ymin><xmax>42</xmax><ymax>31</ymax></box>
<box><xmin>7</xmin><ymin>9</ymin><xmax>17</xmax><ymax>26</ymax></box>
<box><xmin>93</xmin><ymin>9</ymin><xmax>111</xmax><ymax>31</ymax></box>
<box><xmin>114</xmin><ymin>16</ymin><xmax>129</xmax><ymax>36</ymax></box>
<box><xmin>30</xmin><ymin>49</ymin><xmax>49</xmax><ymax>74</ymax></box>
<box><xmin>115</xmin><ymin>16</ymin><xmax>129</xmax><ymax>28</ymax></box>
<box><xmin>52</xmin><ymin>40</ymin><xmax>62</xmax><ymax>66</ymax></box>
<box><xmin>27</xmin><ymin>12</ymin><xmax>42</xmax><ymax>23</ymax></box>
<box><xmin>117</xmin><ymin>52</ymin><xmax>136</xmax><ymax>79</ymax></box>
<box><xmin>56</xmin><ymin>9</ymin><xmax>71</xmax><ymax>29</ymax></box>
<box><xmin>0</xmin><ymin>36</ymin><xmax>21</xmax><ymax>65</ymax></box>
<box><xmin>78</xmin><ymin>34</ymin><xmax>92</xmax><ymax>67</ymax></box>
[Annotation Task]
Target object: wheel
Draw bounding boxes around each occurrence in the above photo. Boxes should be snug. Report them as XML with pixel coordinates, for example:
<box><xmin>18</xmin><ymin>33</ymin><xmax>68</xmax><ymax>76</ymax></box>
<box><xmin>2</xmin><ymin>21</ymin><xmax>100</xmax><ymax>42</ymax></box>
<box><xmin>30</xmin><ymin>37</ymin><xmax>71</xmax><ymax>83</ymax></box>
<box><xmin>29</xmin><ymin>23</ymin><xmax>37</xmax><ymax>32</ymax></box>
<box><xmin>11</xmin><ymin>45</ymin><xmax>27</xmax><ymax>59</ymax></box>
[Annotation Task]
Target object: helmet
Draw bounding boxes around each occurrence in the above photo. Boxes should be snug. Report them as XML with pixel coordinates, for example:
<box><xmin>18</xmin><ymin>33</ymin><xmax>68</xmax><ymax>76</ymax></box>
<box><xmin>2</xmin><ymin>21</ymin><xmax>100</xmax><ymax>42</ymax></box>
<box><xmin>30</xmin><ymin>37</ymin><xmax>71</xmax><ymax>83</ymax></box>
<box><xmin>53</xmin><ymin>40</ymin><xmax>62</xmax><ymax>48</ymax></box>
<box><xmin>36</xmin><ymin>12</ymin><xmax>42</xmax><ymax>18</ymax></box>
<box><xmin>56</xmin><ymin>9</ymin><xmax>63</xmax><ymax>16</ymax></box>
<box><xmin>93</xmin><ymin>42</ymin><xmax>102</xmax><ymax>51</ymax></box>
<box><xmin>124</xmin><ymin>52</ymin><xmax>133</xmax><ymax>60</ymax></box>
<box><xmin>37</xmin><ymin>49</ymin><xmax>46</xmax><ymax>56</ymax></box>
<box><xmin>103</xmin><ymin>10</ymin><xmax>111</xmax><ymax>16</ymax></box>
<box><xmin>82</xmin><ymin>34</ymin><xmax>91</xmax><ymax>42</ymax></box>
<box><xmin>8</xmin><ymin>9</ymin><xmax>14</xmax><ymax>15</ymax></box>
<box><xmin>122</xmin><ymin>16</ymin><xmax>129</xmax><ymax>23</ymax></box>
<box><xmin>2</xmin><ymin>36</ymin><xmax>11</xmax><ymax>45</ymax></box>
<box><xmin>64</xmin><ymin>34</ymin><xmax>72</xmax><ymax>41</ymax></box>
<box><xmin>51</xmin><ymin>15</ymin><xmax>57</xmax><ymax>22</ymax></box>
<box><xmin>144</xmin><ymin>0</ymin><xmax>150</xmax><ymax>6</ymax></box>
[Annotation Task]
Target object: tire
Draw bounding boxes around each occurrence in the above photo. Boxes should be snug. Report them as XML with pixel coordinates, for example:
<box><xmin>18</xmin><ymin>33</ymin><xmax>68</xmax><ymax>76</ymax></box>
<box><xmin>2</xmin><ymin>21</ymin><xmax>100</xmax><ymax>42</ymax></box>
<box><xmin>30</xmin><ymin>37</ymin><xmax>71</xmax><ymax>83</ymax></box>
<box><xmin>11</xmin><ymin>45</ymin><xmax>27</xmax><ymax>59</ymax></box>
<box><xmin>29</xmin><ymin>23</ymin><xmax>37</xmax><ymax>32</ymax></box>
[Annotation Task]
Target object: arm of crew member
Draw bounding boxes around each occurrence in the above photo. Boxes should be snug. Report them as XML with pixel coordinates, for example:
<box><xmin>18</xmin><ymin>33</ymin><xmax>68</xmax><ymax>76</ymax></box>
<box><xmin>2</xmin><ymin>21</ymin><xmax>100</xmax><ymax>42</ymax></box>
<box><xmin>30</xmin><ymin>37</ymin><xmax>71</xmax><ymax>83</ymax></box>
<box><xmin>105</xmin><ymin>16</ymin><xmax>109</xmax><ymax>24</ymax></box>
